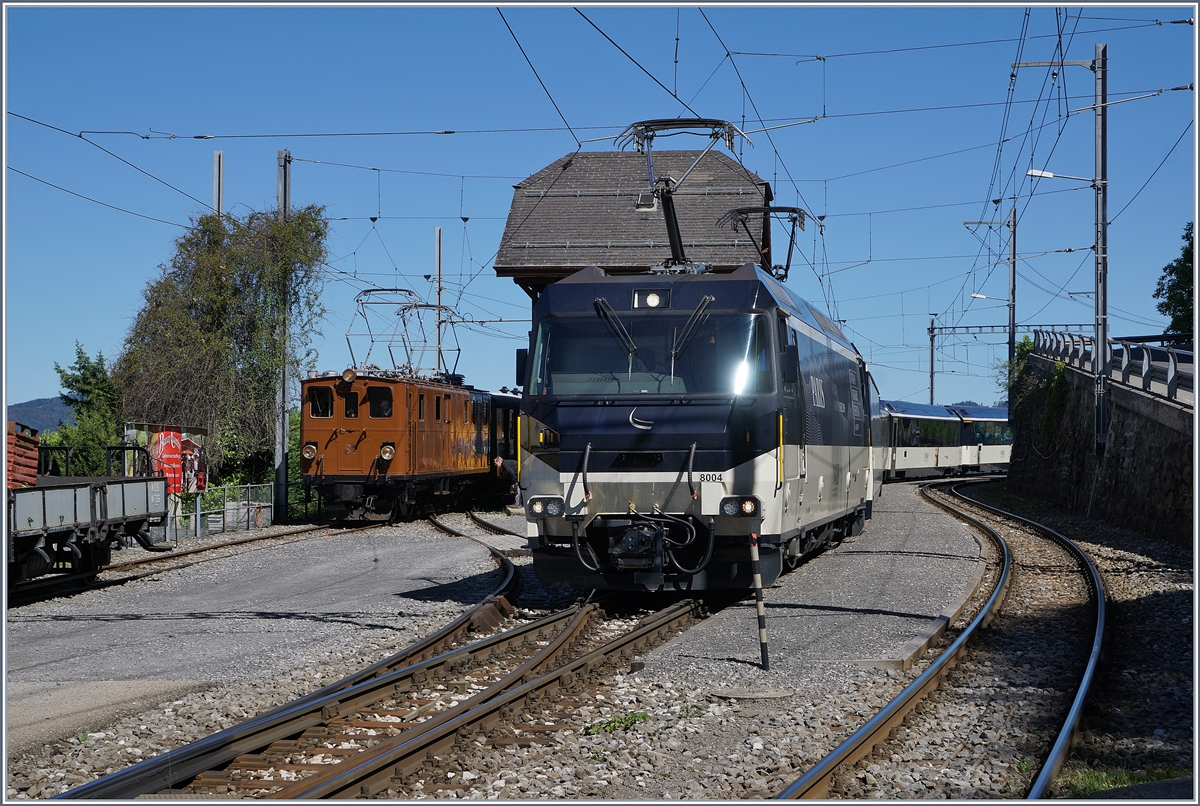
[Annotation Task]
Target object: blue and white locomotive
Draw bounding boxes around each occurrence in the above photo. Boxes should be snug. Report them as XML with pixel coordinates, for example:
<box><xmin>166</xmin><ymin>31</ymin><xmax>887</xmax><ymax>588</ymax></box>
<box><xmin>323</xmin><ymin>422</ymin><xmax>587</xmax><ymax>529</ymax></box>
<box><xmin>514</xmin><ymin>263</ymin><xmax>884</xmax><ymax>591</ymax></box>
<box><xmin>496</xmin><ymin>119</ymin><xmax>886</xmax><ymax>592</ymax></box>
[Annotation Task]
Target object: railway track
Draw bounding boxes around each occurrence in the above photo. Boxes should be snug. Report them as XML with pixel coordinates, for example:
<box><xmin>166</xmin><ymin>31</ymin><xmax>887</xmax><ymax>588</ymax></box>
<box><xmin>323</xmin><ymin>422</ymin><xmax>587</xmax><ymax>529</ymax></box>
<box><xmin>23</xmin><ymin>489</ymin><xmax>1117</xmax><ymax>799</ymax></box>
<box><xmin>776</xmin><ymin>478</ymin><xmax>1106</xmax><ymax>800</ymax></box>
<box><xmin>57</xmin><ymin>586</ymin><xmax>707</xmax><ymax>798</ymax></box>
<box><xmin>55</xmin><ymin>528</ymin><xmax>519</xmax><ymax>800</ymax></box>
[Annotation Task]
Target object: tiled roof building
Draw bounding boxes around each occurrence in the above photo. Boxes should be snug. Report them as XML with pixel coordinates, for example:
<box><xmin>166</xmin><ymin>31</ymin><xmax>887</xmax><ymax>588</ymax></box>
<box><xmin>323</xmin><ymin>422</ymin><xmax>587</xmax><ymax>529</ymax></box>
<box><xmin>494</xmin><ymin>150</ymin><xmax>773</xmax><ymax>298</ymax></box>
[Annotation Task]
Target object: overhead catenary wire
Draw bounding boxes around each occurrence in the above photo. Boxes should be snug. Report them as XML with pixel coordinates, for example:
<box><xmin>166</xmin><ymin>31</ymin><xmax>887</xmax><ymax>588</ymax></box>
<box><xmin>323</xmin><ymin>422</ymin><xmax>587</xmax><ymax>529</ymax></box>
<box><xmin>7</xmin><ymin>166</ymin><xmax>187</xmax><ymax>228</ymax></box>
<box><xmin>694</xmin><ymin>9</ymin><xmax>834</xmax><ymax>315</ymax></box>
<box><xmin>290</xmin><ymin>156</ymin><xmax>524</xmax><ymax>181</ymax></box>
<box><xmin>728</xmin><ymin>19</ymin><xmax>1182</xmax><ymax>62</ymax></box>
<box><xmin>1109</xmin><ymin>118</ymin><xmax>1194</xmax><ymax>224</ymax></box>
<box><xmin>14</xmin><ymin>9</ymin><xmax>1185</xmax><ymax>393</ymax></box>
<box><xmin>499</xmin><ymin>9</ymin><xmax>582</xmax><ymax>148</ymax></box>
<box><xmin>10</xmin><ymin>112</ymin><xmax>216</xmax><ymax>214</ymax></box>
<box><xmin>13</xmin><ymin>85</ymin><xmax>1179</xmax><ymax>148</ymax></box>
<box><xmin>574</xmin><ymin>7</ymin><xmax>702</xmax><ymax>118</ymax></box>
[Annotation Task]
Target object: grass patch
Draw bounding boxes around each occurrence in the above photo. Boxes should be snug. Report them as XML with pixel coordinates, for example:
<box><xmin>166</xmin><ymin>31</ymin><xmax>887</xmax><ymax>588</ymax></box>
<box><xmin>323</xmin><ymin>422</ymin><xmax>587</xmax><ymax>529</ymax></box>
<box><xmin>584</xmin><ymin>711</ymin><xmax>650</xmax><ymax>735</ymax></box>
<box><xmin>1051</xmin><ymin>766</ymin><xmax>1192</xmax><ymax>799</ymax></box>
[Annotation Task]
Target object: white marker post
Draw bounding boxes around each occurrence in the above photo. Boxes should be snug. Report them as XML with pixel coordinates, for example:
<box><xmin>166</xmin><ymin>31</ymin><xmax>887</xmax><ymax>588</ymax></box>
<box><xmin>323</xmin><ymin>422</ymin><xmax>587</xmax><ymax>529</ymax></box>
<box><xmin>749</xmin><ymin>532</ymin><xmax>769</xmax><ymax>671</ymax></box>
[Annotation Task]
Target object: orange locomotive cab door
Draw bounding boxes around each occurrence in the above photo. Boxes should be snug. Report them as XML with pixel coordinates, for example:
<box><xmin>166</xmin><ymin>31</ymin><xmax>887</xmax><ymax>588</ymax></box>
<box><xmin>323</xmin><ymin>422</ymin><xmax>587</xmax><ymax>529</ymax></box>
<box><xmin>336</xmin><ymin>386</ymin><xmax>369</xmax><ymax>474</ymax></box>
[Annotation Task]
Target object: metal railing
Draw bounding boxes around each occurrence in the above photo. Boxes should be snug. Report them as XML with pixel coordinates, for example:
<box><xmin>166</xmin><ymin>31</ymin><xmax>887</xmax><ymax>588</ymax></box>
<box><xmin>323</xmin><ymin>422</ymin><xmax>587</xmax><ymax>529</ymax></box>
<box><xmin>168</xmin><ymin>484</ymin><xmax>274</xmax><ymax>540</ymax></box>
<box><xmin>1031</xmin><ymin>330</ymin><xmax>1193</xmax><ymax>406</ymax></box>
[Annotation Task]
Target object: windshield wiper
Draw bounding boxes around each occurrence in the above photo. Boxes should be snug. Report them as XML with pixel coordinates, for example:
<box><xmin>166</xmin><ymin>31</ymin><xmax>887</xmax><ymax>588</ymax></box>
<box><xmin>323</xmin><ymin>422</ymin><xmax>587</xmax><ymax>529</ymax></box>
<box><xmin>594</xmin><ymin>298</ymin><xmax>639</xmax><ymax>378</ymax></box>
<box><xmin>670</xmin><ymin>295</ymin><xmax>714</xmax><ymax>381</ymax></box>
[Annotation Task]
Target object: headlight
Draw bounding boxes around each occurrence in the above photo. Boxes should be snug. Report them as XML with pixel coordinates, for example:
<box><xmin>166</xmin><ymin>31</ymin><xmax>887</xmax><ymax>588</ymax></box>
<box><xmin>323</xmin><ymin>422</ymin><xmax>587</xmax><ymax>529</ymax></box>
<box><xmin>526</xmin><ymin>496</ymin><xmax>565</xmax><ymax>519</ymax></box>
<box><xmin>342</xmin><ymin>367</ymin><xmax>357</xmax><ymax>383</ymax></box>
<box><xmin>720</xmin><ymin>496</ymin><xmax>759</xmax><ymax>517</ymax></box>
<box><xmin>380</xmin><ymin>444</ymin><xmax>396</xmax><ymax>461</ymax></box>
<box><xmin>301</xmin><ymin>443</ymin><xmax>318</xmax><ymax>460</ymax></box>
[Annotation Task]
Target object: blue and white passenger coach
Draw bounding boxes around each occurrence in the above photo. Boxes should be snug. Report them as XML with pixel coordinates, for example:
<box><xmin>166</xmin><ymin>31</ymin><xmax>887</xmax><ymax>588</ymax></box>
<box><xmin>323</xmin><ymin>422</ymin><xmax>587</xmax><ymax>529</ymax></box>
<box><xmin>514</xmin><ymin>262</ymin><xmax>883</xmax><ymax>591</ymax></box>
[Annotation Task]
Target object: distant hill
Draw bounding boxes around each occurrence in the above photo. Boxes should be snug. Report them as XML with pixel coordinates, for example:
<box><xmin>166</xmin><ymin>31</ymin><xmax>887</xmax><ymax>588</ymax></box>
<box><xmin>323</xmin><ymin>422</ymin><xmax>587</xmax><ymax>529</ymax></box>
<box><xmin>6</xmin><ymin>397</ymin><xmax>74</xmax><ymax>434</ymax></box>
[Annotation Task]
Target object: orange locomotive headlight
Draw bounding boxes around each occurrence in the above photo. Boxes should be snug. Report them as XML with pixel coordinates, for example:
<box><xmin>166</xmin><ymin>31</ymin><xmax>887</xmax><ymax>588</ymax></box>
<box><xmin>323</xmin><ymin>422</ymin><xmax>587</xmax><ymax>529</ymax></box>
<box><xmin>301</xmin><ymin>443</ymin><xmax>318</xmax><ymax>460</ymax></box>
<box><xmin>380</xmin><ymin>443</ymin><xmax>396</xmax><ymax>461</ymax></box>
<box><xmin>719</xmin><ymin>496</ymin><xmax>759</xmax><ymax>518</ymax></box>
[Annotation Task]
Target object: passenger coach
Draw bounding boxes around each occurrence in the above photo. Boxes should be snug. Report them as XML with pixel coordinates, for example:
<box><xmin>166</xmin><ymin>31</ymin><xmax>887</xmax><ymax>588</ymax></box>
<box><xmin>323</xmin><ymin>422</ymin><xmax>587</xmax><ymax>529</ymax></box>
<box><xmin>881</xmin><ymin>400</ymin><xmax>1012</xmax><ymax>479</ymax></box>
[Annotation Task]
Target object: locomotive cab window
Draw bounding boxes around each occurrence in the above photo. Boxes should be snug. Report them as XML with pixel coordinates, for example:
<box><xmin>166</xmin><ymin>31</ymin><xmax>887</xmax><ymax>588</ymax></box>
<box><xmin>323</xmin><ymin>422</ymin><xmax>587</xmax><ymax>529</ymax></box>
<box><xmin>528</xmin><ymin>311</ymin><xmax>774</xmax><ymax>397</ymax></box>
<box><xmin>434</xmin><ymin>395</ymin><xmax>442</xmax><ymax>423</ymax></box>
<box><xmin>418</xmin><ymin>393</ymin><xmax>426</xmax><ymax>421</ymax></box>
<box><xmin>368</xmin><ymin>387</ymin><xmax>393</xmax><ymax>418</ymax></box>
<box><xmin>344</xmin><ymin>391</ymin><xmax>359</xmax><ymax>419</ymax></box>
<box><xmin>309</xmin><ymin>387</ymin><xmax>333</xmax><ymax>418</ymax></box>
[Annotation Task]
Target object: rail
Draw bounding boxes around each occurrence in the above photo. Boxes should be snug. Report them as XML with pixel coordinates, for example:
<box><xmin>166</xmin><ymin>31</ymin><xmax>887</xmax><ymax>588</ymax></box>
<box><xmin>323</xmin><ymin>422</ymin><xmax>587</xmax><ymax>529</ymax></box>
<box><xmin>56</xmin><ymin>533</ymin><xmax>517</xmax><ymax>800</ymax></box>
<box><xmin>775</xmin><ymin>481</ymin><xmax>1014</xmax><ymax>799</ymax></box>
<box><xmin>776</xmin><ymin>479</ymin><xmax>1105</xmax><ymax>799</ymax></box>
<box><xmin>1031</xmin><ymin>330</ymin><xmax>1193</xmax><ymax>406</ymax></box>
<box><xmin>951</xmin><ymin>481</ymin><xmax>1107</xmax><ymax>799</ymax></box>
<box><xmin>272</xmin><ymin>598</ymin><xmax>704</xmax><ymax>799</ymax></box>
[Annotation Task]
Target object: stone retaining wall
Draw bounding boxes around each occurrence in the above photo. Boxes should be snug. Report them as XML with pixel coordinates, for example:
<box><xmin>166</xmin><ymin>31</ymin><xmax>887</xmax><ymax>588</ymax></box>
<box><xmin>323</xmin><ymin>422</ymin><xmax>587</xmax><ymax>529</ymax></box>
<box><xmin>1006</xmin><ymin>354</ymin><xmax>1193</xmax><ymax>545</ymax></box>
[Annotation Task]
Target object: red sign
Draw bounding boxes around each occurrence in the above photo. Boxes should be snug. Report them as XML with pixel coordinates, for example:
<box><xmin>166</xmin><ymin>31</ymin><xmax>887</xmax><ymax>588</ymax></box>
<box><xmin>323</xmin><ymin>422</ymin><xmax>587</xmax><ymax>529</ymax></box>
<box><xmin>153</xmin><ymin>429</ymin><xmax>183</xmax><ymax>494</ymax></box>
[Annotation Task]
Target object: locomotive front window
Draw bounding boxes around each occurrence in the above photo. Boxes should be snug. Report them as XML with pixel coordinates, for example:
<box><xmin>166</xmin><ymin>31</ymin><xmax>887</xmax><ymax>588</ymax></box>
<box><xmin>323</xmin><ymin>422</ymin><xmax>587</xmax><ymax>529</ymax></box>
<box><xmin>309</xmin><ymin>387</ymin><xmax>333</xmax><ymax>418</ymax></box>
<box><xmin>368</xmin><ymin>387</ymin><xmax>393</xmax><ymax>418</ymax></box>
<box><xmin>528</xmin><ymin>312</ymin><xmax>774</xmax><ymax>397</ymax></box>
<box><xmin>344</xmin><ymin>392</ymin><xmax>359</xmax><ymax>419</ymax></box>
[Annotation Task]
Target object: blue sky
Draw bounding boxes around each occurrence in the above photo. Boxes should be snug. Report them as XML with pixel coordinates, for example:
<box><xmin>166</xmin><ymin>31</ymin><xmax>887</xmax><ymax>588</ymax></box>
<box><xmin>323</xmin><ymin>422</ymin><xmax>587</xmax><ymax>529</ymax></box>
<box><xmin>4</xmin><ymin>4</ymin><xmax>1195</xmax><ymax>412</ymax></box>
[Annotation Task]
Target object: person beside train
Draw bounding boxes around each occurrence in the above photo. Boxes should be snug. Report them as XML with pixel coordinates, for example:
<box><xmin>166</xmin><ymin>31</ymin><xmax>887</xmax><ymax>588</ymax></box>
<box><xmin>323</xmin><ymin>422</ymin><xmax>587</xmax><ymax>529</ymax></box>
<box><xmin>493</xmin><ymin>456</ymin><xmax>521</xmax><ymax>507</ymax></box>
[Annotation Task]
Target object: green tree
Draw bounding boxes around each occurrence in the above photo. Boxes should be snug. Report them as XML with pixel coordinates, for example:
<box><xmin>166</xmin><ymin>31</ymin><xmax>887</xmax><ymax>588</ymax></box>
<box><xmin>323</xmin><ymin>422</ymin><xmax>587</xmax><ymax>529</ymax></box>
<box><xmin>114</xmin><ymin>206</ymin><xmax>329</xmax><ymax>477</ymax></box>
<box><xmin>1152</xmin><ymin>221</ymin><xmax>1193</xmax><ymax>336</ymax></box>
<box><xmin>41</xmin><ymin>343</ymin><xmax>122</xmax><ymax>475</ymax></box>
<box><xmin>991</xmin><ymin>335</ymin><xmax>1034</xmax><ymax>410</ymax></box>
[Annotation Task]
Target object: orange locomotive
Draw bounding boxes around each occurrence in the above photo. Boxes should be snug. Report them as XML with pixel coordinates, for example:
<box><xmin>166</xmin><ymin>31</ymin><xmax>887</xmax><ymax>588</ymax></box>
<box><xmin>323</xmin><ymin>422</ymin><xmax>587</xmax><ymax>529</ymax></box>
<box><xmin>299</xmin><ymin>367</ymin><xmax>517</xmax><ymax>520</ymax></box>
